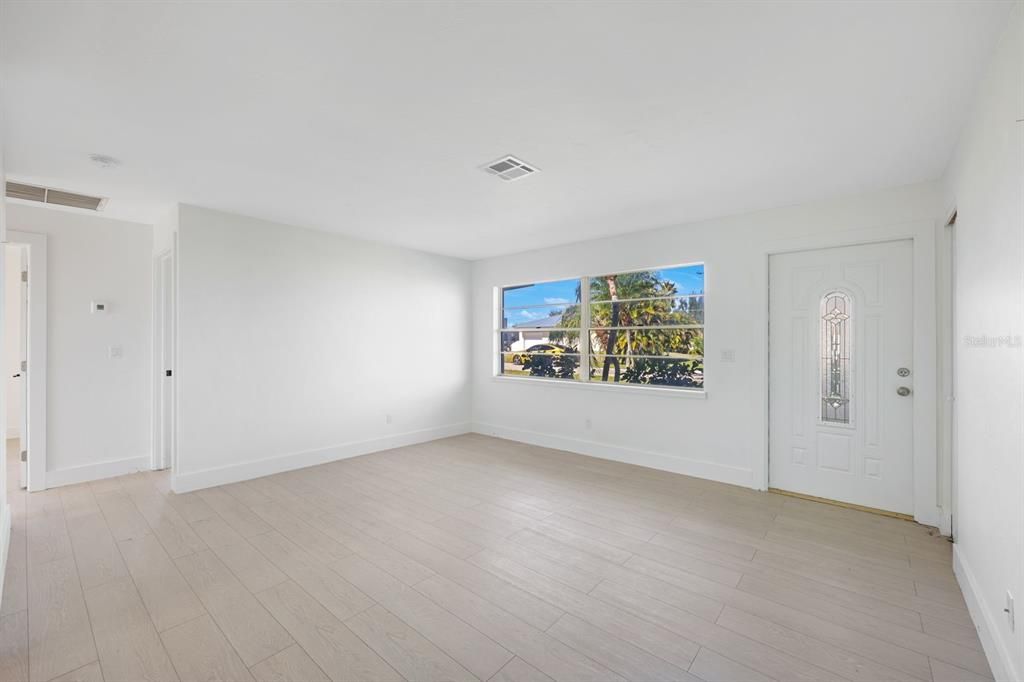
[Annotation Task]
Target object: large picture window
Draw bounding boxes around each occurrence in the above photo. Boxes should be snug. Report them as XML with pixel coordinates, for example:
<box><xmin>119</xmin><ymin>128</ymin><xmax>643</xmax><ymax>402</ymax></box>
<box><xmin>498</xmin><ymin>264</ymin><xmax>704</xmax><ymax>390</ymax></box>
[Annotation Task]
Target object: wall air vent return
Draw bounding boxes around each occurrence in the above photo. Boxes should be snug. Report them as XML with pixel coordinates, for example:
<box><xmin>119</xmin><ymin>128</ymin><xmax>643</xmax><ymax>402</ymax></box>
<box><xmin>481</xmin><ymin>155</ymin><xmax>539</xmax><ymax>182</ymax></box>
<box><xmin>5</xmin><ymin>182</ymin><xmax>46</xmax><ymax>202</ymax></box>
<box><xmin>45</xmin><ymin>189</ymin><xmax>105</xmax><ymax>210</ymax></box>
<box><xmin>5</xmin><ymin>182</ymin><xmax>107</xmax><ymax>211</ymax></box>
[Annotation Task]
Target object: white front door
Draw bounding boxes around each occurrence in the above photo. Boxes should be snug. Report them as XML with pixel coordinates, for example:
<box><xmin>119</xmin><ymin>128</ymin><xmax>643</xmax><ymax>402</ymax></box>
<box><xmin>769</xmin><ymin>240</ymin><xmax>914</xmax><ymax>514</ymax></box>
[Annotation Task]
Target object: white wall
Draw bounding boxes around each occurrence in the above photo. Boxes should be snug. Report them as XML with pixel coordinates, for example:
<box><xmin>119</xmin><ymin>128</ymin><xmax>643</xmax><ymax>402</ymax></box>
<box><xmin>3</xmin><ymin>247</ymin><xmax>20</xmax><ymax>438</ymax></box>
<box><xmin>472</xmin><ymin>182</ymin><xmax>940</xmax><ymax>512</ymax></box>
<box><xmin>942</xmin><ymin>5</ymin><xmax>1023</xmax><ymax>680</ymax></box>
<box><xmin>6</xmin><ymin>203</ymin><xmax>154</xmax><ymax>485</ymax></box>
<box><xmin>0</xmin><ymin>82</ymin><xmax>10</xmax><ymax>613</ymax></box>
<box><xmin>173</xmin><ymin>205</ymin><xmax>471</xmax><ymax>492</ymax></box>
<box><xmin>153</xmin><ymin>204</ymin><xmax>177</xmax><ymax>257</ymax></box>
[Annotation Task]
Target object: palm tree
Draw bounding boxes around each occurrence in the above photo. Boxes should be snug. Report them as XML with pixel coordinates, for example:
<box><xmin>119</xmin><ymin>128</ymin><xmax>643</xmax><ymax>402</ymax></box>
<box><xmin>590</xmin><ymin>271</ymin><xmax>677</xmax><ymax>381</ymax></box>
<box><xmin>553</xmin><ymin>272</ymin><xmax>703</xmax><ymax>384</ymax></box>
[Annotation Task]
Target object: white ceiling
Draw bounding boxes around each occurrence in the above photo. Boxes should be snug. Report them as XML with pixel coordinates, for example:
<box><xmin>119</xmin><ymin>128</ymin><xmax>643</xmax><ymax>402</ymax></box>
<box><xmin>0</xmin><ymin>1</ymin><xmax>1011</xmax><ymax>259</ymax></box>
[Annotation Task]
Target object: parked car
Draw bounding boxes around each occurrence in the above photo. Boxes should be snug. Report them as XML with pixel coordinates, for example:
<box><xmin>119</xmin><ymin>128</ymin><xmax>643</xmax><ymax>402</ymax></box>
<box><xmin>511</xmin><ymin>343</ymin><xmax>572</xmax><ymax>365</ymax></box>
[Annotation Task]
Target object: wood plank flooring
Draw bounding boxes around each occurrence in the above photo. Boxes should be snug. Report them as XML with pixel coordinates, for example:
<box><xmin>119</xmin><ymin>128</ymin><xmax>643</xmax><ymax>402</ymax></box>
<box><xmin>0</xmin><ymin>434</ymin><xmax>988</xmax><ymax>681</ymax></box>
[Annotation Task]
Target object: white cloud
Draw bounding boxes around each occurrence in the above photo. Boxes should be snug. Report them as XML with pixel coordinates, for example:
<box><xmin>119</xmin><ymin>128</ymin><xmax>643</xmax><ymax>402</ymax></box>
<box><xmin>544</xmin><ymin>297</ymin><xmax>570</xmax><ymax>304</ymax></box>
<box><xmin>519</xmin><ymin>310</ymin><xmax>545</xmax><ymax>320</ymax></box>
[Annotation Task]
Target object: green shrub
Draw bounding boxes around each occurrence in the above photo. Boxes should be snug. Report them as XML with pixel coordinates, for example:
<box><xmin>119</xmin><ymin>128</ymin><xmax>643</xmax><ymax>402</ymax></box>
<box><xmin>621</xmin><ymin>358</ymin><xmax>703</xmax><ymax>387</ymax></box>
<box><xmin>523</xmin><ymin>353</ymin><xmax>578</xmax><ymax>379</ymax></box>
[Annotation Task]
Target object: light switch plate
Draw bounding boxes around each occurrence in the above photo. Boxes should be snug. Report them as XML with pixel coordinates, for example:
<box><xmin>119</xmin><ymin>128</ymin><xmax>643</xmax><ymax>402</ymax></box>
<box><xmin>108</xmin><ymin>345</ymin><xmax>123</xmax><ymax>359</ymax></box>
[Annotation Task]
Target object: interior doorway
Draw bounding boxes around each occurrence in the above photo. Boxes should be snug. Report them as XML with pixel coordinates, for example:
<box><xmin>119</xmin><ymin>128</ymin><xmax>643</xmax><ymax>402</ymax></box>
<box><xmin>4</xmin><ymin>231</ymin><xmax>47</xmax><ymax>492</ymax></box>
<box><xmin>4</xmin><ymin>244</ymin><xmax>27</xmax><ymax>488</ymax></box>
<box><xmin>153</xmin><ymin>249</ymin><xmax>176</xmax><ymax>472</ymax></box>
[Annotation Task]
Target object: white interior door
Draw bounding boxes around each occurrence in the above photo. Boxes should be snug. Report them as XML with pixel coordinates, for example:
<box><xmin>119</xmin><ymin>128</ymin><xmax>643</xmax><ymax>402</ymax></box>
<box><xmin>18</xmin><ymin>248</ymin><xmax>28</xmax><ymax>490</ymax></box>
<box><xmin>769</xmin><ymin>240</ymin><xmax>914</xmax><ymax>514</ymax></box>
<box><xmin>158</xmin><ymin>253</ymin><xmax>175</xmax><ymax>471</ymax></box>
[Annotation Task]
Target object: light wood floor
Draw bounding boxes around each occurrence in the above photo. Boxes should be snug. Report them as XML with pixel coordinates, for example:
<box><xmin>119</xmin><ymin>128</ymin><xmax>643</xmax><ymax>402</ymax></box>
<box><xmin>0</xmin><ymin>433</ymin><xmax>989</xmax><ymax>682</ymax></box>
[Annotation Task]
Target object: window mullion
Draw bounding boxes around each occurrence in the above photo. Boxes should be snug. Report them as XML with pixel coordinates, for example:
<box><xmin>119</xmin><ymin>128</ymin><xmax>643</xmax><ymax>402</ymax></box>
<box><xmin>580</xmin><ymin>276</ymin><xmax>590</xmax><ymax>382</ymax></box>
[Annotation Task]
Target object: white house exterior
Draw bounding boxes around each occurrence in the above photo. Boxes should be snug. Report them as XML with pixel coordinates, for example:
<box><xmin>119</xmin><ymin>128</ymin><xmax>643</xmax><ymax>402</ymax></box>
<box><xmin>506</xmin><ymin>313</ymin><xmax>563</xmax><ymax>351</ymax></box>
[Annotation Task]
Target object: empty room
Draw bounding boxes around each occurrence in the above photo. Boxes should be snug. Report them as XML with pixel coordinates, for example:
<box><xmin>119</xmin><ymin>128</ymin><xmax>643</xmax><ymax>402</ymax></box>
<box><xmin>0</xmin><ymin>1</ymin><xmax>1021</xmax><ymax>681</ymax></box>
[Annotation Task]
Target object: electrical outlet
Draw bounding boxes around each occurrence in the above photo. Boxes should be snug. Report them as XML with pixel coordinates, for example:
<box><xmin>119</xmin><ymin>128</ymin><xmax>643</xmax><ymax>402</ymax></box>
<box><xmin>1006</xmin><ymin>591</ymin><xmax>1015</xmax><ymax>631</ymax></box>
<box><xmin>108</xmin><ymin>345</ymin><xmax>123</xmax><ymax>359</ymax></box>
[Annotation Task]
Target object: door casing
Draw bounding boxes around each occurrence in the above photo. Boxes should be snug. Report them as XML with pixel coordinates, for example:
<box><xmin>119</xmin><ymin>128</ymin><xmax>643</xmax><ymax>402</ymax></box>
<box><xmin>937</xmin><ymin>210</ymin><xmax>957</xmax><ymax>538</ymax></box>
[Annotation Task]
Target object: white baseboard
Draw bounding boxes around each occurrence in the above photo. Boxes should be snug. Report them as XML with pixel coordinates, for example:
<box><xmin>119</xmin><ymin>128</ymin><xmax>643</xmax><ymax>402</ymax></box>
<box><xmin>171</xmin><ymin>422</ymin><xmax>472</xmax><ymax>493</ymax></box>
<box><xmin>954</xmin><ymin>544</ymin><xmax>1016</xmax><ymax>682</ymax></box>
<box><xmin>45</xmin><ymin>456</ymin><xmax>150</xmax><ymax>489</ymax></box>
<box><xmin>0</xmin><ymin>501</ymin><xmax>10</xmax><ymax>613</ymax></box>
<box><xmin>471</xmin><ymin>422</ymin><xmax>754</xmax><ymax>488</ymax></box>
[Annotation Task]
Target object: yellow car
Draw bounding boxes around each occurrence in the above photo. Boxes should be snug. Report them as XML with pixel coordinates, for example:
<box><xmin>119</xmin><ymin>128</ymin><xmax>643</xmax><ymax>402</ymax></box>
<box><xmin>510</xmin><ymin>343</ymin><xmax>571</xmax><ymax>365</ymax></box>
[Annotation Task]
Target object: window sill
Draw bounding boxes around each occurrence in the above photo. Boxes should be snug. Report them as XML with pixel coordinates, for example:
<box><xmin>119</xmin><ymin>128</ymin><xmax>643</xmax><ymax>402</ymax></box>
<box><xmin>491</xmin><ymin>375</ymin><xmax>707</xmax><ymax>399</ymax></box>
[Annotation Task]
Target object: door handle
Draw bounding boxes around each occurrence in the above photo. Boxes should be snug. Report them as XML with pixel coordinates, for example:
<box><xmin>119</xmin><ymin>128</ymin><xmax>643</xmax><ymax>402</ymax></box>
<box><xmin>897</xmin><ymin>386</ymin><xmax>911</xmax><ymax>396</ymax></box>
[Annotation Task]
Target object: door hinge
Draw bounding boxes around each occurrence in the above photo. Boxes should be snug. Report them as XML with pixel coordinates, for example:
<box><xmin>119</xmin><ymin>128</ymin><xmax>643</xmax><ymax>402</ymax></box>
<box><xmin>20</xmin><ymin>360</ymin><xmax>27</xmax><ymax>373</ymax></box>
<box><xmin>20</xmin><ymin>271</ymin><xmax>27</xmax><ymax>283</ymax></box>
<box><xmin>20</xmin><ymin>450</ymin><xmax>27</xmax><ymax>463</ymax></box>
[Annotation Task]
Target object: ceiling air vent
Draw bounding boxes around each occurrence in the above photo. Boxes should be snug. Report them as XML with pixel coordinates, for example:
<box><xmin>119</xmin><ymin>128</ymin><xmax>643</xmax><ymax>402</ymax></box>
<box><xmin>5</xmin><ymin>182</ymin><xmax>107</xmax><ymax>211</ymax></box>
<box><xmin>481</xmin><ymin>155</ymin><xmax>539</xmax><ymax>182</ymax></box>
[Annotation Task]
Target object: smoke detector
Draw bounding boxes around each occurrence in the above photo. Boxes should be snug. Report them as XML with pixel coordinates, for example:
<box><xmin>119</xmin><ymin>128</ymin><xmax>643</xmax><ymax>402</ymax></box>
<box><xmin>481</xmin><ymin>155</ymin><xmax>539</xmax><ymax>182</ymax></box>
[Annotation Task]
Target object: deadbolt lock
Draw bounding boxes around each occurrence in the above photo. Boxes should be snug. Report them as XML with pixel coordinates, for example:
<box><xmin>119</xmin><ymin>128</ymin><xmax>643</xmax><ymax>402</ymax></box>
<box><xmin>897</xmin><ymin>367</ymin><xmax>911</xmax><ymax>377</ymax></box>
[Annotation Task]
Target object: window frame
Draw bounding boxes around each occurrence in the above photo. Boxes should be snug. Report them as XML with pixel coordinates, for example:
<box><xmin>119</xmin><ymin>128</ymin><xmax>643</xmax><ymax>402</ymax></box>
<box><xmin>495</xmin><ymin>262</ymin><xmax>706</xmax><ymax>395</ymax></box>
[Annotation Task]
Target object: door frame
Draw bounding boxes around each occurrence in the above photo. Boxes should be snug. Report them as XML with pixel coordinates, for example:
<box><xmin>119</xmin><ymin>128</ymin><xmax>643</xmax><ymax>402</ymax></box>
<box><xmin>7</xmin><ymin>231</ymin><xmax>48</xmax><ymax>492</ymax></box>
<box><xmin>758</xmin><ymin>220</ymin><xmax>941</xmax><ymax>528</ymax></box>
<box><xmin>937</xmin><ymin>207</ymin><xmax>957</xmax><ymax>538</ymax></box>
<box><xmin>151</xmin><ymin>248</ymin><xmax>176</xmax><ymax>472</ymax></box>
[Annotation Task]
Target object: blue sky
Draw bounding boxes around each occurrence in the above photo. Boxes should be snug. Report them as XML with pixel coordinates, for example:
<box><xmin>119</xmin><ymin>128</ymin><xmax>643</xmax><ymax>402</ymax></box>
<box><xmin>503</xmin><ymin>264</ymin><xmax>704</xmax><ymax>315</ymax></box>
<box><xmin>649</xmin><ymin>264</ymin><xmax>704</xmax><ymax>296</ymax></box>
<box><xmin>503</xmin><ymin>279</ymin><xmax>579</xmax><ymax>310</ymax></box>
